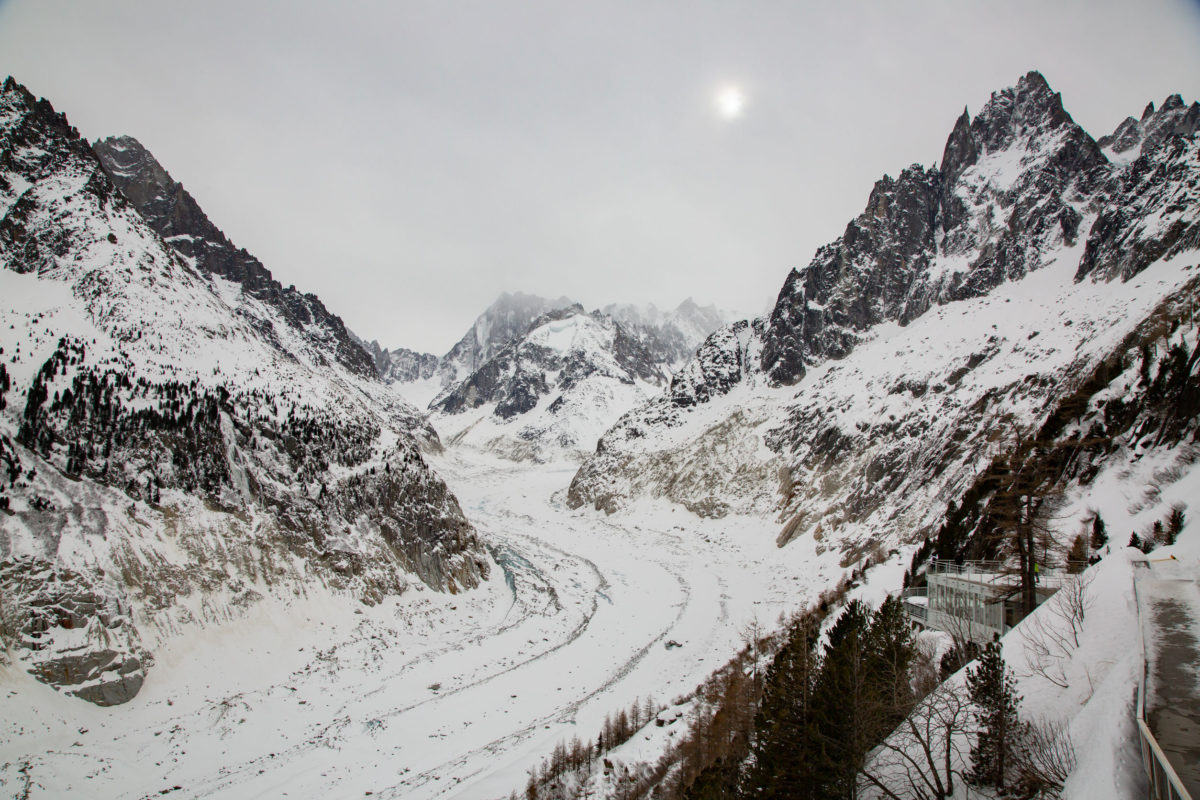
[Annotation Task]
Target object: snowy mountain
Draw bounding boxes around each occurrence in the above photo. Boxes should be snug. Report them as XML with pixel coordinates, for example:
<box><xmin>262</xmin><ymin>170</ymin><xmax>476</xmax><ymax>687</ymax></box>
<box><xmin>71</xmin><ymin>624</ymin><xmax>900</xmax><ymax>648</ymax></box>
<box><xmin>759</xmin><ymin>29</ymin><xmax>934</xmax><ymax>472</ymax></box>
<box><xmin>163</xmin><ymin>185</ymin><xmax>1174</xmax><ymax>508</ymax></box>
<box><xmin>91</xmin><ymin>135</ymin><xmax>378</xmax><ymax>384</ymax></box>
<box><xmin>437</xmin><ymin>291</ymin><xmax>576</xmax><ymax>388</ymax></box>
<box><xmin>359</xmin><ymin>292</ymin><xmax>575</xmax><ymax>408</ymax></box>
<box><xmin>0</xmin><ymin>78</ymin><xmax>489</xmax><ymax>704</ymax></box>
<box><xmin>430</xmin><ymin>306</ymin><xmax>668</xmax><ymax>461</ymax></box>
<box><xmin>363</xmin><ymin>292</ymin><xmax>728</xmax><ymax>454</ymax></box>
<box><xmin>353</xmin><ymin>335</ymin><xmax>439</xmax><ymax>384</ymax></box>
<box><xmin>601</xmin><ymin>298</ymin><xmax>729</xmax><ymax>368</ymax></box>
<box><xmin>1096</xmin><ymin>92</ymin><xmax>1200</xmax><ymax>165</ymax></box>
<box><xmin>569</xmin><ymin>72</ymin><xmax>1200</xmax><ymax>562</ymax></box>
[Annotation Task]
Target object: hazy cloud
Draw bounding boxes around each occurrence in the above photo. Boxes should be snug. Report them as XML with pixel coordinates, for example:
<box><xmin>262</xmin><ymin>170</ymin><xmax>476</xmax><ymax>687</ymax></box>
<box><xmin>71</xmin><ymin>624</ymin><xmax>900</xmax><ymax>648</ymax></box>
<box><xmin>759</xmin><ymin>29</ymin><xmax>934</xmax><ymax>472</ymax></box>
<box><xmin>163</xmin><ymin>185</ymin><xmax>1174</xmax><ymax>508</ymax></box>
<box><xmin>2</xmin><ymin>0</ymin><xmax>1198</xmax><ymax>352</ymax></box>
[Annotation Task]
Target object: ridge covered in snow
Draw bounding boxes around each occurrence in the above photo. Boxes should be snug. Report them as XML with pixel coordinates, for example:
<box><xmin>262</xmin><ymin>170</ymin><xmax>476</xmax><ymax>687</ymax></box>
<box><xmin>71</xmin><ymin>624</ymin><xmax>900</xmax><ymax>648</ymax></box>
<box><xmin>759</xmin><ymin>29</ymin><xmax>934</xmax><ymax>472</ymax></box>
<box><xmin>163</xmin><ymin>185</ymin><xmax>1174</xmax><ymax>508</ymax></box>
<box><xmin>0</xmin><ymin>77</ymin><xmax>489</xmax><ymax>704</ymax></box>
<box><xmin>569</xmin><ymin>72</ymin><xmax>1200</xmax><ymax>563</ymax></box>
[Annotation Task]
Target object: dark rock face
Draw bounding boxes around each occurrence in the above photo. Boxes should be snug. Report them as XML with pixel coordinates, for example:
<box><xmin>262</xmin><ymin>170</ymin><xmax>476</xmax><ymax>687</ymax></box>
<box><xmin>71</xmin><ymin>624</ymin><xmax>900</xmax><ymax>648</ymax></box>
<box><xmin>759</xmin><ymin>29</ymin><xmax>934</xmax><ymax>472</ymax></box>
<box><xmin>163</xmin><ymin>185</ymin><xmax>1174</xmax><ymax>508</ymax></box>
<box><xmin>1079</xmin><ymin>100</ymin><xmax>1200</xmax><ymax>283</ymax></box>
<box><xmin>1</xmin><ymin>556</ymin><xmax>148</xmax><ymax>706</ymax></box>
<box><xmin>1097</xmin><ymin>94</ymin><xmax>1200</xmax><ymax>158</ymax></box>
<box><xmin>761</xmin><ymin>165</ymin><xmax>942</xmax><ymax>385</ymax></box>
<box><xmin>356</xmin><ymin>337</ymin><xmax>440</xmax><ymax>384</ymax></box>
<box><xmin>668</xmin><ymin>320</ymin><xmax>759</xmax><ymax>408</ymax></box>
<box><xmin>1076</xmin><ymin>135</ymin><xmax>1200</xmax><ymax>282</ymax></box>
<box><xmin>760</xmin><ymin>71</ymin><xmax>1107</xmax><ymax>387</ymax></box>
<box><xmin>92</xmin><ymin>136</ymin><xmax>374</xmax><ymax>379</ymax></box>
<box><xmin>0</xmin><ymin>79</ymin><xmax>124</xmax><ymax>275</ymax></box>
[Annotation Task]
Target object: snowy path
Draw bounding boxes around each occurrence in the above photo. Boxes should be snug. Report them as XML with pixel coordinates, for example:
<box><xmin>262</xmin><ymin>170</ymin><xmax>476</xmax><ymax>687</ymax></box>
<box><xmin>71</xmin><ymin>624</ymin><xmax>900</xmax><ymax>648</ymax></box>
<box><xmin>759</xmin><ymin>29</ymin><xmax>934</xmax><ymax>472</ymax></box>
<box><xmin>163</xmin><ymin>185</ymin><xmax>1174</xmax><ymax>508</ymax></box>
<box><xmin>1140</xmin><ymin>558</ymin><xmax>1200</xmax><ymax>797</ymax></box>
<box><xmin>0</xmin><ymin>454</ymin><xmax>871</xmax><ymax>800</ymax></box>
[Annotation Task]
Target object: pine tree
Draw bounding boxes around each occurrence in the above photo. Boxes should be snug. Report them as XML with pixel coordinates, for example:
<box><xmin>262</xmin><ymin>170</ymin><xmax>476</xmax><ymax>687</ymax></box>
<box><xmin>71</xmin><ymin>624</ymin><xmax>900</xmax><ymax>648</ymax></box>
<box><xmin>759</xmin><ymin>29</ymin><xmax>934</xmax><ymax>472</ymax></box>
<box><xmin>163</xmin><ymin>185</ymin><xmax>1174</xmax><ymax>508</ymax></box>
<box><xmin>866</xmin><ymin>596</ymin><xmax>916</xmax><ymax>722</ymax></box>
<box><xmin>743</xmin><ymin>615</ymin><xmax>820</xmax><ymax>800</ymax></box>
<box><xmin>1067</xmin><ymin>534</ymin><xmax>1088</xmax><ymax>572</ymax></box>
<box><xmin>967</xmin><ymin>640</ymin><xmax>1021</xmax><ymax>791</ymax></box>
<box><xmin>811</xmin><ymin>600</ymin><xmax>876</xmax><ymax>799</ymax></box>
<box><xmin>1089</xmin><ymin>513</ymin><xmax>1108</xmax><ymax>549</ymax></box>
<box><xmin>1150</xmin><ymin>520</ymin><xmax>1165</xmax><ymax>547</ymax></box>
<box><xmin>1166</xmin><ymin>506</ymin><xmax>1185</xmax><ymax>545</ymax></box>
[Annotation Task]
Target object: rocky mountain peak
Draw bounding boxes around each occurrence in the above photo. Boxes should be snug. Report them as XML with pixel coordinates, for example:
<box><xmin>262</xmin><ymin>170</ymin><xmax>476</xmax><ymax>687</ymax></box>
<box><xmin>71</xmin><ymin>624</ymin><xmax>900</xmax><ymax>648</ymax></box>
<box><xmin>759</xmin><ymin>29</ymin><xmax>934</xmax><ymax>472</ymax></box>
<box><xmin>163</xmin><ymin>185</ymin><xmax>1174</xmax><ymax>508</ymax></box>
<box><xmin>1098</xmin><ymin>92</ymin><xmax>1200</xmax><ymax>161</ymax></box>
<box><xmin>436</xmin><ymin>291</ymin><xmax>576</xmax><ymax>385</ymax></box>
<box><xmin>756</xmin><ymin>72</ymin><xmax>1116</xmax><ymax>387</ymax></box>
<box><xmin>568</xmin><ymin>72</ymin><xmax>1200</xmax><ymax>551</ymax></box>
<box><xmin>939</xmin><ymin>107</ymin><xmax>977</xmax><ymax>186</ymax></box>
<box><xmin>428</xmin><ymin>305</ymin><xmax>667</xmax><ymax>461</ymax></box>
<box><xmin>92</xmin><ymin>134</ymin><xmax>375</xmax><ymax>379</ymax></box>
<box><xmin>970</xmin><ymin>70</ymin><xmax>1074</xmax><ymax>152</ymax></box>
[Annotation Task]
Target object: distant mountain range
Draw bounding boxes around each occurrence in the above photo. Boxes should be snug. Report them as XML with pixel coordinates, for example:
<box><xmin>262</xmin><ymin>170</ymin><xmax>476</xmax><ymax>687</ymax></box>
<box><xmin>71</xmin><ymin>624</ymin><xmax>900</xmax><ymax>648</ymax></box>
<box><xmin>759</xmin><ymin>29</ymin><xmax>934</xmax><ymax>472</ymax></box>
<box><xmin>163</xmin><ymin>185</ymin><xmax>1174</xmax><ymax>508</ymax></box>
<box><xmin>354</xmin><ymin>292</ymin><xmax>732</xmax><ymax>460</ymax></box>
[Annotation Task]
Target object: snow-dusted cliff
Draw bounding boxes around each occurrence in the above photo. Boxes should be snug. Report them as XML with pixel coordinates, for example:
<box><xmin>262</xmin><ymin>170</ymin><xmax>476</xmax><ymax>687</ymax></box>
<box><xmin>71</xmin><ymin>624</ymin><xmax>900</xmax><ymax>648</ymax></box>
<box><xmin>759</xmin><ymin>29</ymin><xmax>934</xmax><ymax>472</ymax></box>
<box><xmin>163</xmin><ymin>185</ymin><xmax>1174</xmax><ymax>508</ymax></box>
<box><xmin>569</xmin><ymin>72</ymin><xmax>1200</xmax><ymax>563</ymax></box>
<box><xmin>0</xmin><ymin>78</ymin><xmax>489</xmax><ymax>704</ymax></box>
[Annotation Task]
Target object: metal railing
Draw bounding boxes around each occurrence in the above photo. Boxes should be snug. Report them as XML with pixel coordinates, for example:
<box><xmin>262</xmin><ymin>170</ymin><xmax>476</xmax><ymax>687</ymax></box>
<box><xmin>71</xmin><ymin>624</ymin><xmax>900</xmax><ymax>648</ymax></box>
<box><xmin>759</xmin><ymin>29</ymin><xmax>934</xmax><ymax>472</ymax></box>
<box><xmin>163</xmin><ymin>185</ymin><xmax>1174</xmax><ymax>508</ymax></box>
<box><xmin>928</xmin><ymin>559</ymin><xmax>1005</xmax><ymax>576</ymax></box>
<box><xmin>1133</xmin><ymin>562</ymin><xmax>1193</xmax><ymax>800</ymax></box>
<box><xmin>927</xmin><ymin>559</ymin><xmax>1088</xmax><ymax>588</ymax></box>
<box><xmin>901</xmin><ymin>588</ymin><xmax>927</xmax><ymax>623</ymax></box>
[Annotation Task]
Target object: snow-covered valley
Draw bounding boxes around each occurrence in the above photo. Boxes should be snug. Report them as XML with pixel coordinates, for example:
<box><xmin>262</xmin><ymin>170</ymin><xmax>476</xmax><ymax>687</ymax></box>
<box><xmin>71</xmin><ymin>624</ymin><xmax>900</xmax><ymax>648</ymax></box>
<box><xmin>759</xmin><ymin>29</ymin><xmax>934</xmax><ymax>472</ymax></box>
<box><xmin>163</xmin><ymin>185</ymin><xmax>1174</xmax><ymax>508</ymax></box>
<box><xmin>2</xmin><ymin>61</ymin><xmax>1199</xmax><ymax>800</ymax></box>
<box><xmin>0</xmin><ymin>453</ymin><xmax>874</xmax><ymax>799</ymax></box>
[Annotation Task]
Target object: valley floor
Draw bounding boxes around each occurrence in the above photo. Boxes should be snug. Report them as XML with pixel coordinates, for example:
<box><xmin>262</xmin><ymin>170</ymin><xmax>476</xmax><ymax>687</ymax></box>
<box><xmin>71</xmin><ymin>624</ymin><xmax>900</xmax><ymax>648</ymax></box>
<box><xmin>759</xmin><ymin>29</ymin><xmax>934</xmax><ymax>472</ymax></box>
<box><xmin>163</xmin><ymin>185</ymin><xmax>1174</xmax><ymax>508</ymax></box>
<box><xmin>0</xmin><ymin>453</ymin><xmax>879</xmax><ymax>800</ymax></box>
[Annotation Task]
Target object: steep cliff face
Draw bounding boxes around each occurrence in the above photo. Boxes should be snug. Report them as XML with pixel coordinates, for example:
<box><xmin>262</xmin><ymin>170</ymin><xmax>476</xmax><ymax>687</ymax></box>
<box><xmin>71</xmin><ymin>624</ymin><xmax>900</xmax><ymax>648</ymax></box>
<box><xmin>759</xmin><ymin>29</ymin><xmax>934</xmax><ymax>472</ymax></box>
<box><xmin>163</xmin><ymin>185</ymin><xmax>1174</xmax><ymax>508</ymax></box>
<box><xmin>568</xmin><ymin>73</ymin><xmax>1200</xmax><ymax>560</ymax></box>
<box><xmin>0</xmin><ymin>78</ymin><xmax>489</xmax><ymax>704</ymax></box>
<box><xmin>760</xmin><ymin>72</ymin><xmax>1107</xmax><ymax>387</ymax></box>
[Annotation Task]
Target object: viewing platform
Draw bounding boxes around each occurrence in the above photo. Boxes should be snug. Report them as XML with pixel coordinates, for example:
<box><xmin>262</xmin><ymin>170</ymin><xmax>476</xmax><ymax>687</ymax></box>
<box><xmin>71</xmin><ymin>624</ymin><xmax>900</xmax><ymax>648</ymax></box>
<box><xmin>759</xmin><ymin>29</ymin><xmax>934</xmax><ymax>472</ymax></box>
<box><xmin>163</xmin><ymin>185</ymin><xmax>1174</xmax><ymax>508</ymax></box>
<box><xmin>904</xmin><ymin>559</ymin><xmax>1074</xmax><ymax>645</ymax></box>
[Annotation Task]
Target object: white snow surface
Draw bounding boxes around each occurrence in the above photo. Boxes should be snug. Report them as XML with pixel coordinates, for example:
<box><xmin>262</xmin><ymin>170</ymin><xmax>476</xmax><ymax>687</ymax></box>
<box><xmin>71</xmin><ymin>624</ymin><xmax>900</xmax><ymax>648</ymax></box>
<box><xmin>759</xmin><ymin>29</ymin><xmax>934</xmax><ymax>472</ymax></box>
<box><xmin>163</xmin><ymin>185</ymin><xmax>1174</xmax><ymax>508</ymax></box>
<box><xmin>0</xmin><ymin>452</ymin><xmax>861</xmax><ymax>799</ymax></box>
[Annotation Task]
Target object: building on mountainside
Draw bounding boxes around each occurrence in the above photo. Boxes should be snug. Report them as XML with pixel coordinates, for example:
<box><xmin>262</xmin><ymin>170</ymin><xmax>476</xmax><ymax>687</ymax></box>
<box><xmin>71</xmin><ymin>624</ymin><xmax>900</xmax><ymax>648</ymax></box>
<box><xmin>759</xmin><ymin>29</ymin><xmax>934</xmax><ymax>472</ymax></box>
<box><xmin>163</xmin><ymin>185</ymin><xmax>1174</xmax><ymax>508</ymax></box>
<box><xmin>902</xmin><ymin>560</ymin><xmax>1072</xmax><ymax>645</ymax></box>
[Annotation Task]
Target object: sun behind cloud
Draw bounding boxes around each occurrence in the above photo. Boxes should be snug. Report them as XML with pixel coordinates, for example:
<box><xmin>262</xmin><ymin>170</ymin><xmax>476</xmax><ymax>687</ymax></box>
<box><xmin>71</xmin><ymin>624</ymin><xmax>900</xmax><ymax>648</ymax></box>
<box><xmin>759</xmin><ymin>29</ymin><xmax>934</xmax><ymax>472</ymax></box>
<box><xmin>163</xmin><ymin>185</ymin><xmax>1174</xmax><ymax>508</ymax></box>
<box><xmin>713</xmin><ymin>83</ymin><xmax>747</xmax><ymax>120</ymax></box>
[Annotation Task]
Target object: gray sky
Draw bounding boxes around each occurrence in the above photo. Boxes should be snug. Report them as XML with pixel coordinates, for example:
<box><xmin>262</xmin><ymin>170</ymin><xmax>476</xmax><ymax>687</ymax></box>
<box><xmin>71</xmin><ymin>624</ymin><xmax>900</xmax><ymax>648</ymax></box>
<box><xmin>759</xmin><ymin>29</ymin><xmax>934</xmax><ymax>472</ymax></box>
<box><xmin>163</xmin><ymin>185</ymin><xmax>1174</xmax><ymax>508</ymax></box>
<box><xmin>2</xmin><ymin>1</ymin><xmax>1199</xmax><ymax>354</ymax></box>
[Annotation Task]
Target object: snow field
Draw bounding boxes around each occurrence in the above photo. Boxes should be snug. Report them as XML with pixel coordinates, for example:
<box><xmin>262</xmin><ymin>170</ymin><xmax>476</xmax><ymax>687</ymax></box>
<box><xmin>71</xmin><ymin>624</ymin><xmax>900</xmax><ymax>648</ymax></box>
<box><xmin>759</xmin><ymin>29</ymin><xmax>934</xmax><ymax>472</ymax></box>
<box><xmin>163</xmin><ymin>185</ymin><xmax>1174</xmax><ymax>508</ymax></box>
<box><xmin>0</xmin><ymin>450</ymin><xmax>865</xmax><ymax>800</ymax></box>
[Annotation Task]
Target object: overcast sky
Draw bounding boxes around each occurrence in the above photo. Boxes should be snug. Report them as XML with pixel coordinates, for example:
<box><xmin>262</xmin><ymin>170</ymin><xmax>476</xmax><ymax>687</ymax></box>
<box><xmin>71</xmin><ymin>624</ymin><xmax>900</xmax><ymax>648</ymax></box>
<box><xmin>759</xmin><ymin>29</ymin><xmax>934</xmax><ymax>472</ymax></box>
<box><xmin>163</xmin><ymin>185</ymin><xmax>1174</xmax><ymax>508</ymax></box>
<box><xmin>2</xmin><ymin>1</ymin><xmax>1199</xmax><ymax>353</ymax></box>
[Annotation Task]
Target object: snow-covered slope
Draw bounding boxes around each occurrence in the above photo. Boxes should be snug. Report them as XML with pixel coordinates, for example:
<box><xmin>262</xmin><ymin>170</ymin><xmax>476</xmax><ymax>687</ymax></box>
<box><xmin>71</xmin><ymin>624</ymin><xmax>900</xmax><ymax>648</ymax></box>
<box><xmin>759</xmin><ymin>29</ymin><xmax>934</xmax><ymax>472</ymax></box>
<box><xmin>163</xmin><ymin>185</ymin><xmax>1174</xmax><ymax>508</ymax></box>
<box><xmin>0</xmin><ymin>78</ymin><xmax>489</xmax><ymax>704</ymax></box>
<box><xmin>430</xmin><ymin>307</ymin><xmax>667</xmax><ymax>462</ymax></box>
<box><xmin>91</xmin><ymin>135</ymin><xmax>379</xmax><ymax>385</ymax></box>
<box><xmin>569</xmin><ymin>72</ymin><xmax>1200</xmax><ymax>563</ymax></box>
